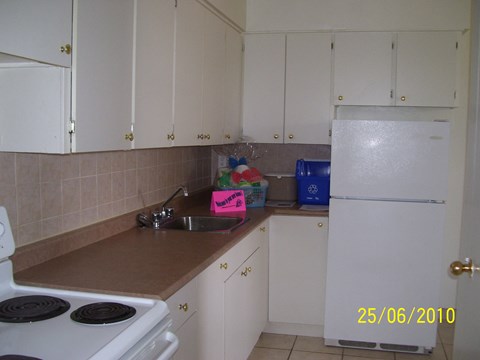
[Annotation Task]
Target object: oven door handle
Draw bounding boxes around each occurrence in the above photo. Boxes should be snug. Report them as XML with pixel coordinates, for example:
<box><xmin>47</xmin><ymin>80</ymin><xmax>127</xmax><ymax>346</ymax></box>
<box><xmin>155</xmin><ymin>331</ymin><xmax>179</xmax><ymax>360</ymax></box>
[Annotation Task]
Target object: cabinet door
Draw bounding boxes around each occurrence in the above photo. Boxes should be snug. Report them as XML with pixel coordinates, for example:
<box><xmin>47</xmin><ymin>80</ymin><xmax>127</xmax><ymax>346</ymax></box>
<box><xmin>269</xmin><ymin>216</ymin><xmax>328</xmax><ymax>326</ymax></box>
<box><xmin>225</xmin><ymin>244</ymin><xmax>268</xmax><ymax>360</ymax></box>
<box><xmin>0</xmin><ymin>66</ymin><xmax>70</xmax><ymax>153</ymax></box>
<box><xmin>172</xmin><ymin>311</ymin><xmax>199</xmax><ymax>360</ymax></box>
<box><xmin>133</xmin><ymin>0</ymin><xmax>175</xmax><ymax>148</ymax></box>
<box><xmin>223</xmin><ymin>26</ymin><xmax>243</xmax><ymax>144</ymax></box>
<box><xmin>173</xmin><ymin>0</ymin><xmax>204</xmax><ymax>146</ymax></box>
<box><xmin>243</xmin><ymin>34</ymin><xmax>285</xmax><ymax>143</ymax></box>
<box><xmin>73</xmin><ymin>0</ymin><xmax>134</xmax><ymax>152</ymax></box>
<box><xmin>202</xmin><ymin>11</ymin><xmax>226</xmax><ymax>145</ymax></box>
<box><xmin>333</xmin><ymin>32</ymin><xmax>394</xmax><ymax>106</ymax></box>
<box><xmin>0</xmin><ymin>0</ymin><xmax>72</xmax><ymax>67</ymax></box>
<box><xmin>285</xmin><ymin>33</ymin><xmax>331</xmax><ymax>144</ymax></box>
<box><xmin>396</xmin><ymin>31</ymin><xmax>458</xmax><ymax>107</ymax></box>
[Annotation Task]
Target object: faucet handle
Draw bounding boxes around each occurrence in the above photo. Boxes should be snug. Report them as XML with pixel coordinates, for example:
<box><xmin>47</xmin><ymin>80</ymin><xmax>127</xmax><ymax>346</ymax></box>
<box><xmin>163</xmin><ymin>207</ymin><xmax>174</xmax><ymax>219</ymax></box>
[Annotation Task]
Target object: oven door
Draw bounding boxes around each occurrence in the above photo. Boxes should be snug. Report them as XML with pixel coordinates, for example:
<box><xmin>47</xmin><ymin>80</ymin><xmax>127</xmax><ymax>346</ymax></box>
<box><xmin>119</xmin><ymin>318</ymin><xmax>179</xmax><ymax>360</ymax></box>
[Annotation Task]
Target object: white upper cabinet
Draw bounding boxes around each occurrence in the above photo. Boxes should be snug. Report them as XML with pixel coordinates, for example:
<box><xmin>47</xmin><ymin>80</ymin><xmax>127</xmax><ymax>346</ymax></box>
<box><xmin>243</xmin><ymin>34</ymin><xmax>286</xmax><ymax>143</ymax></box>
<box><xmin>0</xmin><ymin>0</ymin><xmax>73</xmax><ymax>67</ymax></box>
<box><xmin>284</xmin><ymin>33</ymin><xmax>331</xmax><ymax>144</ymax></box>
<box><xmin>133</xmin><ymin>0</ymin><xmax>176</xmax><ymax>148</ymax></box>
<box><xmin>72</xmin><ymin>0</ymin><xmax>134</xmax><ymax>152</ymax></box>
<box><xmin>174</xmin><ymin>0</ymin><xmax>239</xmax><ymax>146</ymax></box>
<box><xmin>173</xmin><ymin>0</ymin><xmax>205</xmax><ymax>146</ymax></box>
<box><xmin>223</xmin><ymin>27</ymin><xmax>243</xmax><ymax>144</ymax></box>
<box><xmin>243</xmin><ymin>33</ymin><xmax>331</xmax><ymax>144</ymax></box>
<box><xmin>333</xmin><ymin>31</ymin><xmax>458</xmax><ymax>107</ymax></box>
<box><xmin>395</xmin><ymin>31</ymin><xmax>458</xmax><ymax>107</ymax></box>
<box><xmin>333</xmin><ymin>32</ymin><xmax>394</xmax><ymax>106</ymax></box>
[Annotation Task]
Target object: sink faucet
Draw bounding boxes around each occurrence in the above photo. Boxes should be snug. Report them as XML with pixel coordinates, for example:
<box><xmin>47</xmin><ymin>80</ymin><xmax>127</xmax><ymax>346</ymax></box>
<box><xmin>137</xmin><ymin>185</ymin><xmax>188</xmax><ymax>229</ymax></box>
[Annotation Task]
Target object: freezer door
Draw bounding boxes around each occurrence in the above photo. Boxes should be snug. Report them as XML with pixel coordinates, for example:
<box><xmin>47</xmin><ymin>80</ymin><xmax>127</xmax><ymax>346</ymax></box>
<box><xmin>331</xmin><ymin>120</ymin><xmax>450</xmax><ymax>201</ymax></box>
<box><xmin>324</xmin><ymin>198</ymin><xmax>445</xmax><ymax>348</ymax></box>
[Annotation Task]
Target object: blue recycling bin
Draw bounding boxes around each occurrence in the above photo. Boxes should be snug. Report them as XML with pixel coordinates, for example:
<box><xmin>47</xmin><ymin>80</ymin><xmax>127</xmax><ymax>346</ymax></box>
<box><xmin>295</xmin><ymin>159</ymin><xmax>330</xmax><ymax>205</ymax></box>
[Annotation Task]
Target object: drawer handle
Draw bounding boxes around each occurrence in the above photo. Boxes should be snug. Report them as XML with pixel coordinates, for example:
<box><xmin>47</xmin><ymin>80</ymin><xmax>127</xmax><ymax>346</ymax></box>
<box><xmin>259</xmin><ymin>227</ymin><xmax>266</xmax><ymax>232</ymax></box>
<box><xmin>220</xmin><ymin>262</ymin><xmax>228</xmax><ymax>270</ymax></box>
<box><xmin>241</xmin><ymin>266</ymin><xmax>252</xmax><ymax>277</ymax></box>
<box><xmin>178</xmin><ymin>303</ymin><xmax>189</xmax><ymax>312</ymax></box>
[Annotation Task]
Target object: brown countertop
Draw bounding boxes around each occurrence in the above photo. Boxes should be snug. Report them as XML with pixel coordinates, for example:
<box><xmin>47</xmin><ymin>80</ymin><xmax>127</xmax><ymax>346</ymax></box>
<box><xmin>14</xmin><ymin>200</ymin><xmax>328</xmax><ymax>301</ymax></box>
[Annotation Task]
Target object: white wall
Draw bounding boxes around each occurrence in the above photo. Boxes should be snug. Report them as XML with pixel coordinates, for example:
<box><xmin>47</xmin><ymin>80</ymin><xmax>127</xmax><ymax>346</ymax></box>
<box><xmin>247</xmin><ymin>0</ymin><xmax>470</xmax><ymax>32</ymax></box>
<box><xmin>245</xmin><ymin>0</ymin><xmax>472</xmax><ymax>307</ymax></box>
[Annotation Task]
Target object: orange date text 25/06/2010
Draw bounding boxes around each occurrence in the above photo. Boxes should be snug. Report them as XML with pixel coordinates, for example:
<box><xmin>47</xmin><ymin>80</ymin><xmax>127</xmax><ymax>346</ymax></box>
<box><xmin>357</xmin><ymin>307</ymin><xmax>455</xmax><ymax>325</ymax></box>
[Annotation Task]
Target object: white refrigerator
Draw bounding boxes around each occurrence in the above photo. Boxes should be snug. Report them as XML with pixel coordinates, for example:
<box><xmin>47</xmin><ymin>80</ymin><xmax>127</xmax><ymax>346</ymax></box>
<box><xmin>324</xmin><ymin>119</ymin><xmax>450</xmax><ymax>354</ymax></box>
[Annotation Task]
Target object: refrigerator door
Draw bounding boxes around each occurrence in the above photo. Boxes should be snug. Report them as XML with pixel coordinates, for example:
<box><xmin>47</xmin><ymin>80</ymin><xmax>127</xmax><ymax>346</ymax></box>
<box><xmin>324</xmin><ymin>198</ymin><xmax>445</xmax><ymax>349</ymax></box>
<box><xmin>331</xmin><ymin>120</ymin><xmax>450</xmax><ymax>201</ymax></box>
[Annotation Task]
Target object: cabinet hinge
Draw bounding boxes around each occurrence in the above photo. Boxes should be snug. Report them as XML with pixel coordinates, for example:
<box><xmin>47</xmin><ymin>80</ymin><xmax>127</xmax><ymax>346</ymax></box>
<box><xmin>69</xmin><ymin>119</ymin><xmax>76</xmax><ymax>134</ymax></box>
<box><xmin>242</xmin><ymin>41</ymin><xmax>245</xmax><ymax>52</ymax></box>
<box><xmin>454</xmin><ymin>90</ymin><xmax>457</xmax><ymax>100</ymax></box>
<box><xmin>390</xmin><ymin>90</ymin><xmax>394</xmax><ymax>99</ymax></box>
<box><xmin>392</xmin><ymin>42</ymin><xmax>395</xmax><ymax>50</ymax></box>
<box><xmin>174</xmin><ymin>0</ymin><xmax>177</xmax><ymax>8</ymax></box>
<box><xmin>331</xmin><ymin>42</ymin><xmax>334</xmax><ymax>50</ymax></box>
<box><xmin>456</xmin><ymin>41</ymin><xmax>459</xmax><ymax>49</ymax></box>
<box><xmin>329</xmin><ymin>129</ymin><xmax>332</xmax><ymax>137</ymax></box>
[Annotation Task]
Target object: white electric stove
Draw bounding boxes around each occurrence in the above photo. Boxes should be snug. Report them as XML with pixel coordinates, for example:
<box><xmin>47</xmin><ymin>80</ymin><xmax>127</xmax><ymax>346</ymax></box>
<box><xmin>0</xmin><ymin>207</ymin><xmax>179</xmax><ymax>360</ymax></box>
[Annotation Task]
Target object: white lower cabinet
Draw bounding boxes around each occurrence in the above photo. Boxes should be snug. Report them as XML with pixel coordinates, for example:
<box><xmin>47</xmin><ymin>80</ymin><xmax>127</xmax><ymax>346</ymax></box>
<box><xmin>197</xmin><ymin>221</ymin><xmax>268</xmax><ymax>360</ymax></box>
<box><xmin>267</xmin><ymin>215</ymin><xmax>329</xmax><ymax>336</ymax></box>
<box><xmin>166</xmin><ymin>278</ymin><xmax>199</xmax><ymax>360</ymax></box>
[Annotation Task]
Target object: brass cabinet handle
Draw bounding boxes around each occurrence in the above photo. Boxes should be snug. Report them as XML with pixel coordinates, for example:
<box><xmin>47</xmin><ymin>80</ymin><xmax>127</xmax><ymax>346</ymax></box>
<box><xmin>124</xmin><ymin>133</ymin><xmax>134</xmax><ymax>141</ymax></box>
<box><xmin>259</xmin><ymin>226</ymin><xmax>266</xmax><ymax>232</ymax></box>
<box><xmin>273</xmin><ymin>134</ymin><xmax>279</xmax><ymax>139</ymax></box>
<box><xmin>178</xmin><ymin>303</ymin><xmax>189</xmax><ymax>312</ymax></box>
<box><xmin>225</xmin><ymin>134</ymin><xmax>231</xmax><ymax>139</ymax></box>
<box><xmin>241</xmin><ymin>269</ymin><xmax>248</xmax><ymax>277</ymax></box>
<box><xmin>317</xmin><ymin>222</ymin><xmax>323</xmax><ymax>228</ymax></box>
<box><xmin>450</xmin><ymin>258</ymin><xmax>480</xmax><ymax>278</ymax></box>
<box><xmin>60</xmin><ymin>44</ymin><xmax>71</xmax><ymax>54</ymax></box>
<box><xmin>220</xmin><ymin>262</ymin><xmax>228</xmax><ymax>270</ymax></box>
<box><xmin>204</xmin><ymin>133</ymin><xmax>210</xmax><ymax>140</ymax></box>
<box><xmin>288</xmin><ymin>134</ymin><xmax>294</xmax><ymax>139</ymax></box>
<box><xmin>167</xmin><ymin>133</ymin><xmax>175</xmax><ymax>140</ymax></box>
<box><xmin>400</xmin><ymin>96</ymin><xmax>406</xmax><ymax>101</ymax></box>
<box><xmin>197</xmin><ymin>134</ymin><xmax>204</xmax><ymax>140</ymax></box>
<box><xmin>247</xmin><ymin>266</ymin><xmax>252</xmax><ymax>273</ymax></box>
<box><xmin>338</xmin><ymin>95</ymin><xmax>343</xmax><ymax>101</ymax></box>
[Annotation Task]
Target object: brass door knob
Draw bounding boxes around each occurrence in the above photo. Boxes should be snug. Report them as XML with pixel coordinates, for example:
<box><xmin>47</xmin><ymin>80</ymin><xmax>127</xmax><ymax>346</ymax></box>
<box><xmin>178</xmin><ymin>303</ymin><xmax>189</xmax><ymax>312</ymax></box>
<box><xmin>288</xmin><ymin>134</ymin><xmax>294</xmax><ymax>139</ymax></box>
<box><xmin>317</xmin><ymin>222</ymin><xmax>323</xmax><ymax>228</ymax></box>
<box><xmin>450</xmin><ymin>258</ymin><xmax>480</xmax><ymax>278</ymax></box>
<box><xmin>273</xmin><ymin>134</ymin><xmax>279</xmax><ymax>139</ymax></box>
<box><xmin>338</xmin><ymin>95</ymin><xmax>343</xmax><ymax>101</ymax></box>
<box><xmin>60</xmin><ymin>44</ymin><xmax>71</xmax><ymax>54</ymax></box>
<box><xmin>124</xmin><ymin>133</ymin><xmax>134</xmax><ymax>141</ymax></box>
<box><xmin>400</xmin><ymin>96</ymin><xmax>406</xmax><ymax>101</ymax></box>
<box><xmin>220</xmin><ymin>262</ymin><xmax>228</xmax><ymax>270</ymax></box>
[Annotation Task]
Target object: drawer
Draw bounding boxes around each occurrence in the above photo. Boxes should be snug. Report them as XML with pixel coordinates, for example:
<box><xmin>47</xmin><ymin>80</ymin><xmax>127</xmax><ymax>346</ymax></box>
<box><xmin>166</xmin><ymin>277</ymin><xmax>198</xmax><ymax>332</ymax></box>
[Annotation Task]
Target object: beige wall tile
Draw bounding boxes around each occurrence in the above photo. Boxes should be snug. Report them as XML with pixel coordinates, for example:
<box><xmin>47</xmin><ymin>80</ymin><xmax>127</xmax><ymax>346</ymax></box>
<box><xmin>62</xmin><ymin>178</ymin><xmax>81</xmax><ymax>214</ymax></box>
<box><xmin>0</xmin><ymin>153</ymin><xmax>15</xmax><ymax>185</ymax></box>
<box><xmin>41</xmin><ymin>181</ymin><xmax>62</xmax><ymax>218</ymax></box>
<box><xmin>80</xmin><ymin>176</ymin><xmax>97</xmax><ymax>210</ymax></box>
<box><xmin>16</xmin><ymin>153</ymin><xmax>40</xmax><ymax>185</ymax></box>
<box><xmin>40</xmin><ymin>154</ymin><xmax>63</xmax><ymax>183</ymax></box>
<box><xmin>17</xmin><ymin>183</ymin><xmax>41</xmax><ymax>225</ymax></box>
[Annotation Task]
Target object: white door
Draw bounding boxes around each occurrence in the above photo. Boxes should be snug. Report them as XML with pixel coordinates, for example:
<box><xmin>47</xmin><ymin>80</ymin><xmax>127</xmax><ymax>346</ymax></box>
<box><xmin>285</xmin><ymin>33</ymin><xmax>332</xmax><ymax>144</ymax></box>
<box><xmin>243</xmin><ymin>33</ymin><xmax>286</xmax><ymax>143</ymax></box>
<box><xmin>451</xmin><ymin>1</ymin><xmax>480</xmax><ymax>358</ymax></box>
<box><xmin>333</xmin><ymin>32</ymin><xmax>393</xmax><ymax>106</ymax></box>
<box><xmin>396</xmin><ymin>31</ymin><xmax>458</xmax><ymax>107</ymax></box>
<box><xmin>331</xmin><ymin>119</ymin><xmax>450</xmax><ymax>201</ymax></box>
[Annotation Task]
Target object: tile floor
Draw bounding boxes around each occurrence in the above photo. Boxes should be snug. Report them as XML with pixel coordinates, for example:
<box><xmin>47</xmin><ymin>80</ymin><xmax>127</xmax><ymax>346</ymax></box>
<box><xmin>248</xmin><ymin>323</ymin><xmax>454</xmax><ymax>360</ymax></box>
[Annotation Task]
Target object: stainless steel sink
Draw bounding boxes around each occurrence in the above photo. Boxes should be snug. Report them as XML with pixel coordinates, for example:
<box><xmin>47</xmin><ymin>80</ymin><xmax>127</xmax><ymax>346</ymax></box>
<box><xmin>159</xmin><ymin>215</ymin><xmax>248</xmax><ymax>233</ymax></box>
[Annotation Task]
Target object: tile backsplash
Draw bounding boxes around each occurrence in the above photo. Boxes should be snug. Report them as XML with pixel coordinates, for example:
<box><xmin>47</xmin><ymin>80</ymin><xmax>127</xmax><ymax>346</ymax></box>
<box><xmin>213</xmin><ymin>143</ymin><xmax>331</xmax><ymax>175</ymax></box>
<box><xmin>0</xmin><ymin>147</ymin><xmax>211</xmax><ymax>247</ymax></box>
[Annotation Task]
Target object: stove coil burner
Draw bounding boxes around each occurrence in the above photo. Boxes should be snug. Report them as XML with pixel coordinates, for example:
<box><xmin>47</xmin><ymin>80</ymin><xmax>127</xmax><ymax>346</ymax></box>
<box><xmin>0</xmin><ymin>295</ymin><xmax>71</xmax><ymax>323</ymax></box>
<box><xmin>70</xmin><ymin>302</ymin><xmax>136</xmax><ymax>325</ymax></box>
<box><xmin>0</xmin><ymin>356</ymin><xmax>42</xmax><ymax>360</ymax></box>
